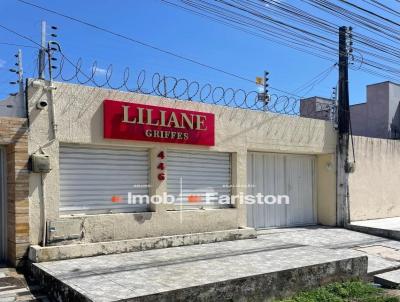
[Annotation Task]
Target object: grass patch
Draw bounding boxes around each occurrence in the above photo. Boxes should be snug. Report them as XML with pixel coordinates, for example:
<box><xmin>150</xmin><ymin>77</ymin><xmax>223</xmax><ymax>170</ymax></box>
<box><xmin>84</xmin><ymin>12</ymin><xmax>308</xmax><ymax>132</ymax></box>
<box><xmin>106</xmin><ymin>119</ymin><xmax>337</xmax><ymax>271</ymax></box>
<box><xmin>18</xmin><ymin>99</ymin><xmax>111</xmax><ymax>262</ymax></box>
<box><xmin>276</xmin><ymin>281</ymin><xmax>399</xmax><ymax>302</ymax></box>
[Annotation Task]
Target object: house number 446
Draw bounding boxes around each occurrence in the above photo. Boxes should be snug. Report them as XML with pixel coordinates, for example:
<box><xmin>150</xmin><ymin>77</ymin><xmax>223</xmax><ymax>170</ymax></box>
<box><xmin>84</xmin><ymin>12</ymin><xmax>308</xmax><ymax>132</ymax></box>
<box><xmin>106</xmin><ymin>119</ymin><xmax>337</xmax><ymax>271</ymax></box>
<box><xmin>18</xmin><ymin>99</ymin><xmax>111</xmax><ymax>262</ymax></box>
<box><xmin>157</xmin><ymin>151</ymin><xmax>166</xmax><ymax>181</ymax></box>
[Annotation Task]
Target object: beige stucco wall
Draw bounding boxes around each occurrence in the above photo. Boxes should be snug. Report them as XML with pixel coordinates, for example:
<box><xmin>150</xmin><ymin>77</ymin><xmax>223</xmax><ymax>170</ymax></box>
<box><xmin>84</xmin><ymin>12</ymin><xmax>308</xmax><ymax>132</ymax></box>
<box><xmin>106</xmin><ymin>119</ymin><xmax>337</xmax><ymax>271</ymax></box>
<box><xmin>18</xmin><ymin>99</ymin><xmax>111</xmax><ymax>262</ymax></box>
<box><xmin>349</xmin><ymin>136</ymin><xmax>400</xmax><ymax>221</ymax></box>
<box><xmin>316</xmin><ymin>154</ymin><xmax>337</xmax><ymax>226</ymax></box>
<box><xmin>27</xmin><ymin>80</ymin><xmax>337</xmax><ymax>245</ymax></box>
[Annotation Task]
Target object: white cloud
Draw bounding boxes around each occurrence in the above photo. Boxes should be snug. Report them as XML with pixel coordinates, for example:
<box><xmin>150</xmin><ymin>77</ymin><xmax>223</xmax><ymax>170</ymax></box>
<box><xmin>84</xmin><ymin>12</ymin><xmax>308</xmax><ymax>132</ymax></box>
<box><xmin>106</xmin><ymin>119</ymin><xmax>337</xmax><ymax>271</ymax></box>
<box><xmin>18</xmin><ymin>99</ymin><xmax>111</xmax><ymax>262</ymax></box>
<box><xmin>91</xmin><ymin>66</ymin><xmax>107</xmax><ymax>76</ymax></box>
<box><xmin>0</xmin><ymin>59</ymin><xmax>6</xmax><ymax>68</ymax></box>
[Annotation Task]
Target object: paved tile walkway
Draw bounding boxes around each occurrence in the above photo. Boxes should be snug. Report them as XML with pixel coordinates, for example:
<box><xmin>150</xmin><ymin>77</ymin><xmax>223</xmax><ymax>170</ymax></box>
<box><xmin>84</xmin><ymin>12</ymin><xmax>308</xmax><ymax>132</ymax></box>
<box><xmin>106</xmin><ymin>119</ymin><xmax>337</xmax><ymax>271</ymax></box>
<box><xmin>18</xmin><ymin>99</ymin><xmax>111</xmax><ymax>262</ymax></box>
<box><xmin>33</xmin><ymin>227</ymin><xmax>400</xmax><ymax>301</ymax></box>
<box><xmin>34</xmin><ymin>238</ymin><xmax>363</xmax><ymax>302</ymax></box>
<box><xmin>258</xmin><ymin>227</ymin><xmax>400</xmax><ymax>274</ymax></box>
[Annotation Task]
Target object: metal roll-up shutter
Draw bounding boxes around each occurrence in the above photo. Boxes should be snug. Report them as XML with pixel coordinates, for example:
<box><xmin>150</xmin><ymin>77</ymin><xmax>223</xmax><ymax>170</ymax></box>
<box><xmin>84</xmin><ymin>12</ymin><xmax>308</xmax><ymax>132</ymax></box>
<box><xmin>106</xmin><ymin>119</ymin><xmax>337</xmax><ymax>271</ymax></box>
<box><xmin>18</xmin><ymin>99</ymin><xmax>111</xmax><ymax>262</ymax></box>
<box><xmin>60</xmin><ymin>145</ymin><xmax>149</xmax><ymax>215</ymax></box>
<box><xmin>167</xmin><ymin>150</ymin><xmax>231</xmax><ymax>209</ymax></box>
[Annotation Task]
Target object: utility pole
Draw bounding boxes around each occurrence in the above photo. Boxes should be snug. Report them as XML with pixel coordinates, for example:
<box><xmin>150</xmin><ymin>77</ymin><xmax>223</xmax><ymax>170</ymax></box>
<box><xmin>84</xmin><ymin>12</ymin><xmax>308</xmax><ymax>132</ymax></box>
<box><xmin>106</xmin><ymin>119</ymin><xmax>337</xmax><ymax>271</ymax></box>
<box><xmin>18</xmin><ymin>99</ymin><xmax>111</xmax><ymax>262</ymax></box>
<box><xmin>337</xmin><ymin>26</ymin><xmax>351</xmax><ymax>226</ymax></box>
<box><xmin>38</xmin><ymin>20</ymin><xmax>46</xmax><ymax>80</ymax></box>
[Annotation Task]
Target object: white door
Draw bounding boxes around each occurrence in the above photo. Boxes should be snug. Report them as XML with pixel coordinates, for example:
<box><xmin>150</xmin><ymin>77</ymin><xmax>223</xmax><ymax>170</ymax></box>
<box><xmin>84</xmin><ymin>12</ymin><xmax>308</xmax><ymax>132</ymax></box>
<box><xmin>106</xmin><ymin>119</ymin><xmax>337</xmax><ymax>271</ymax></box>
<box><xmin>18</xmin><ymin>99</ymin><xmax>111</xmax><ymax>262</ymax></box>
<box><xmin>60</xmin><ymin>145</ymin><xmax>150</xmax><ymax>215</ymax></box>
<box><xmin>247</xmin><ymin>152</ymin><xmax>316</xmax><ymax>229</ymax></box>
<box><xmin>0</xmin><ymin>147</ymin><xmax>6</xmax><ymax>262</ymax></box>
<box><xmin>167</xmin><ymin>150</ymin><xmax>231</xmax><ymax>209</ymax></box>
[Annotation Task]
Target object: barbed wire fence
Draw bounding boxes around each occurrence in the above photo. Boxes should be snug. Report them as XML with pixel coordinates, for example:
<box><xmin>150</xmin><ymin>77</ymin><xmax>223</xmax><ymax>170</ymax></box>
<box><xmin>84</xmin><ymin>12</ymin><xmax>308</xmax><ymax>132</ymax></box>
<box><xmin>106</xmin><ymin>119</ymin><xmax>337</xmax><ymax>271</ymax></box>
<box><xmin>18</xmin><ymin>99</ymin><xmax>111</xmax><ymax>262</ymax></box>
<box><xmin>0</xmin><ymin>18</ymin><xmax>339</xmax><ymax>120</ymax></box>
<box><xmin>46</xmin><ymin>50</ymin><xmax>337</xmax><ymax>119</ymax></box>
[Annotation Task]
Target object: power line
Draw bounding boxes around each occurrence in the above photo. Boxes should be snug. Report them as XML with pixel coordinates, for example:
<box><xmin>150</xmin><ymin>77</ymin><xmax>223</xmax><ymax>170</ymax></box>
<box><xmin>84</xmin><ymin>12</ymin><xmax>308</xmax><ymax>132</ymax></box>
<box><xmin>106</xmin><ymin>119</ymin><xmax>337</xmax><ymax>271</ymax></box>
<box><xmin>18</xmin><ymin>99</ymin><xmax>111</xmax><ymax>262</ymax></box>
<box><xmin>305</xmin><ymin>0</ymin><xmax>400</xmax><ymax>43</ymax></box>
<box><xmin>14</xmin><ymin>0</ymin><xmax>306</xmax><ymax>98</ymax></box>
<box><xmin>339</xmin><ymin>0</ymin><xmax>400</xmax><ymax>27</ymax></box>
<box><xmin>0</xmin><ymin>42</ymin><xmax>37</xmax><ymax>48</ymax></box>
<box><xmin>15</xmin><ymin>0</ymin><xmax>254</xmax><ymax>84</ymax></box>
<box><xmin>161</xmin><ymin>0</ymin><xmax>337</xmax><ymax>62</ymax></box>
<box><xmin>361</xmin><ymin>0</ymin><xmax>400</xmax><ymax>18</ymax></box>
<box><xmin>292</xmin><ymin>63</ymin><xmax>337</xmax><ymax>96</ymax></box>
<box><xmin>301</xmin><ymin>0</ymin><xmax>400</xmax><ymax>76</ymax></box>
<box><xmin>14</xmin><ymin>0</ymin><xmax>400</xmax><ymax>96</ymax></box>
<box><xmin>15</xmin><ymin>0</ymin><xmax>400</xmax><ymax>85</ymax></box>
<box><xmin>0</xmin><ymin>24</ymin><xmax>40</xmax><ymax>47</ymax></box>
<box><xmin>0</xmin><ymin>20</ymin><xmax>308</xmax><ymax>100</ymax></box>
<box><xmin>170</xmin><ymin>0</ymin><xmax>400</xmax><ymax>81</ymax></box>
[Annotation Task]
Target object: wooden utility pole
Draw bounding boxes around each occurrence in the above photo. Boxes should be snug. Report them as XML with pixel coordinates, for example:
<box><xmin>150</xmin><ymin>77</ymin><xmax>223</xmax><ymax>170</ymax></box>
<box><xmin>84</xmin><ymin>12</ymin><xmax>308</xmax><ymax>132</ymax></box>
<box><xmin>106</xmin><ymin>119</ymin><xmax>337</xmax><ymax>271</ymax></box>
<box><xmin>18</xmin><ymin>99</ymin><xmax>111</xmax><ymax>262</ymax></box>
<box><xmin>337</xmin><ymin>26</ymin><xmax>351</xmax><ymax>226</ymax></box>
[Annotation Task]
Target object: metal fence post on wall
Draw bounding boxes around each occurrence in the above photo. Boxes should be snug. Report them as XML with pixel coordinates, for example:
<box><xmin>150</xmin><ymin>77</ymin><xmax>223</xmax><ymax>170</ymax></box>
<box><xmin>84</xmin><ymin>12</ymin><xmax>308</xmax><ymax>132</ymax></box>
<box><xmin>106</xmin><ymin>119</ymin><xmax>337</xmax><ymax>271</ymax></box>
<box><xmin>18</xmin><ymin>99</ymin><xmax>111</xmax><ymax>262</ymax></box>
<box><xmin>38</xmin><ymin>20</ymin><xmax>47</xmax><ymax>80</ymax></box>
<box><xmin>16</xmin><ymin>49</ymin><xmax>25</xmax><ymax>115</ymax></box>
<box><xmin>163</xmin><ymin>76</ymin><xmax>167</xmax><ymax>97</ymax></box>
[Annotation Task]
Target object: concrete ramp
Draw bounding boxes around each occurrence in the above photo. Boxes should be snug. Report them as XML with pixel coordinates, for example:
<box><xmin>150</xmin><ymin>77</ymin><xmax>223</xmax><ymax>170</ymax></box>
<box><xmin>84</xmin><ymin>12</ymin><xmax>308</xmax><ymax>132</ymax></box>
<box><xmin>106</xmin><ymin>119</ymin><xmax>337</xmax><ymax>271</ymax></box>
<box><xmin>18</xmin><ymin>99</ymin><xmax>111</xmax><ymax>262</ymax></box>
<box><xmin>31</xmin><ymin>238</ymin><xmax>367</xmax><ymax>302</ymax></box>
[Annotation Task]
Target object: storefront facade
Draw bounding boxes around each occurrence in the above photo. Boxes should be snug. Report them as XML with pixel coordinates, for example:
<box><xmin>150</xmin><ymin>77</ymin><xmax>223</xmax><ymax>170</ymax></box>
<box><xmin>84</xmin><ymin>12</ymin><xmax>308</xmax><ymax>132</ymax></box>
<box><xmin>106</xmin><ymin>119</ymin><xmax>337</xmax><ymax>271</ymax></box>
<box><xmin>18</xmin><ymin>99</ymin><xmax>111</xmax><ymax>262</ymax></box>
<box><xmin>24</xmin><ymin>79</ymin><xmax>337</xmax><ymax>258</ymax></box>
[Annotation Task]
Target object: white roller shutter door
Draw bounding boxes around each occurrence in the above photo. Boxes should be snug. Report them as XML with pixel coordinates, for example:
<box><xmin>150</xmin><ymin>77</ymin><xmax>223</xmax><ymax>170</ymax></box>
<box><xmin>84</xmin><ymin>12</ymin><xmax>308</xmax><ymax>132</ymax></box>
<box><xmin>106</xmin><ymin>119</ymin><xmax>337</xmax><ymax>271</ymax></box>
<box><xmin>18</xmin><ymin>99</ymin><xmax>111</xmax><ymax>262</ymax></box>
<box><xmin>247</xmin><ymin>152</ymin><xmax>316</xmax><ymax>228</ymax></box>
<box><xmin>60</xmin><ymin>145</ymin><xmax>149</xmax><ymax>215</ymax></box>
<box><xmin>167</xmin><ymin>150</ymin><xmax>231</xmax><ymax>209</ymax></box>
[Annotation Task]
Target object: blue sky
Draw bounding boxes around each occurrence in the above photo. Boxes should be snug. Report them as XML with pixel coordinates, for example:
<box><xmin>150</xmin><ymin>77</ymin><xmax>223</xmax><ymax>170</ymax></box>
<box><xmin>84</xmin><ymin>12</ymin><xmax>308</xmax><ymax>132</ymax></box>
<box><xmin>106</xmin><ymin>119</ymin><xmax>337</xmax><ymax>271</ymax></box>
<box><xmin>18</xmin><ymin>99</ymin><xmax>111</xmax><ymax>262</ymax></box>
<box><xmin>0</xmin><ymin>0</ymin><xmax>393</xmax><ymax>104</ymax></box>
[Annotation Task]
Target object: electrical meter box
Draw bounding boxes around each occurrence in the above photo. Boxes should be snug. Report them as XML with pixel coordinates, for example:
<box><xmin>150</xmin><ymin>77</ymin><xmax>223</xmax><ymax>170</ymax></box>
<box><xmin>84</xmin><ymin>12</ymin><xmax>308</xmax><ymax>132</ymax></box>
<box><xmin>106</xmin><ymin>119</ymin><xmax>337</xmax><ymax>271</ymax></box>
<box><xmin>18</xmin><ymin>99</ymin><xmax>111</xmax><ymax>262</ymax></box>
<box><xmin>31</xmin><ymin>153</ymin><xmax>51</xmax><ymax>173</ymax></box>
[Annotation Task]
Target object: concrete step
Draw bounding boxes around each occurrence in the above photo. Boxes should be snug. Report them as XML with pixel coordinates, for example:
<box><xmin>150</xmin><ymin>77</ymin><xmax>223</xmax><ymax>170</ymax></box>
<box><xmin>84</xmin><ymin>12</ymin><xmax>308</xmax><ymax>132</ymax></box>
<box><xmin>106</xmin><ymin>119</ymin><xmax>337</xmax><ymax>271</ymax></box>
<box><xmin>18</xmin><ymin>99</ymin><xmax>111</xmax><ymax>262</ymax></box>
<box><xmin>374</xmin><ymin>269</ymin><xmax>400</xmax><ymax>288</ymax></box>
<box><xmin>29</xmin><ymin>227</ymin><xmax>256</xmax><ymax>263</ymax></box>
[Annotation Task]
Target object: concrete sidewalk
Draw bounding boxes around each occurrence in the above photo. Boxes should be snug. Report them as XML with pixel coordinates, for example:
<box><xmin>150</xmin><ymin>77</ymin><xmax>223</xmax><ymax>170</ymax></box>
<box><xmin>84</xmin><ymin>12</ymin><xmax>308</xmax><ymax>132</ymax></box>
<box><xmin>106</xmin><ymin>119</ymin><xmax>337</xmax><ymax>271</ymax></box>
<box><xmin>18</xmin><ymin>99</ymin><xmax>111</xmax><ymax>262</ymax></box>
<box><xmin>258</xmin><ymin>227</ymin><xmax>400</xmax><ymax>274</ymax></box>
<box><xmin>31</xmin><ymin>226</ymin><xmax>400</xmax><ymax>301</ymax></box>
<box><xmin>349</xmin><ymin>217</ymin><xmax>400</xmax><ymax>240</ymax></box>
<box><xmin>32</xmin><ymin>232</ymin><xmax>367</xmax><ymax>302</ymax></box>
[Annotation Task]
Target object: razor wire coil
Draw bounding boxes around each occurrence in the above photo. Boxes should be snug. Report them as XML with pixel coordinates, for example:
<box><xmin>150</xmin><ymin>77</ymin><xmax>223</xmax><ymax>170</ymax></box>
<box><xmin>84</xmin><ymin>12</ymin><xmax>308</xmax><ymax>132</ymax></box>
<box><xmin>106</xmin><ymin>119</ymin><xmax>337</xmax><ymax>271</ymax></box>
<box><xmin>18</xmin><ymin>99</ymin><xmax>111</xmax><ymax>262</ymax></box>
<box><xmin>50</xmin><ymin>52</ymin><xmax>334</xmax><ymax>118</ymax></box>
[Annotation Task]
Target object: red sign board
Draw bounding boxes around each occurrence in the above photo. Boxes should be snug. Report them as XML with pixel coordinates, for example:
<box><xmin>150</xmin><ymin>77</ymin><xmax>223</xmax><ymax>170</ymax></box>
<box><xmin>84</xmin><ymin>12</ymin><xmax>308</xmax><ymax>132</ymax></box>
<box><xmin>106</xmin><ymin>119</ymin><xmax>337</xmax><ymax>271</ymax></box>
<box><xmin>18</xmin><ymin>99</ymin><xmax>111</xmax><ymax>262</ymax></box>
<box><xmin>103</xmin><ymin>100</ymin><xmax>215</xmax><ymax>146</ymax></box>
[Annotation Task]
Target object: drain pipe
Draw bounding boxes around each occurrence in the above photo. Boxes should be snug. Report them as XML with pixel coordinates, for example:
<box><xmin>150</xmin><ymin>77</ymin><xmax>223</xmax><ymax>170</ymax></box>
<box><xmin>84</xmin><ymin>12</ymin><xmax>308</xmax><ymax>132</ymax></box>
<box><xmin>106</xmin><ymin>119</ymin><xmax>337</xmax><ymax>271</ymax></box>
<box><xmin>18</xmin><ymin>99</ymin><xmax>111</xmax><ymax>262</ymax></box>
<box><xmin>43</xmin><ymin>82</ymin><xmax>57</xmax><ymax>140</ymax></box>
<box><xmin>31</xmin><ymin>78</ymin><xmax>55</xmax><ymax>247</ymax></box>
<box><xmin>42</xmin><ymin>49</ymin><xmax>57</xmax><ymax>246</ymax></box>
<box><xmin>38</xmin><ymin>76</ymin><xmax>56</xmax><ymax>247</ymax></box>
<box><xmin>40</xmin><ymin>173</ymin><xmax>47</xmax><ymax>247</ymax></box>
